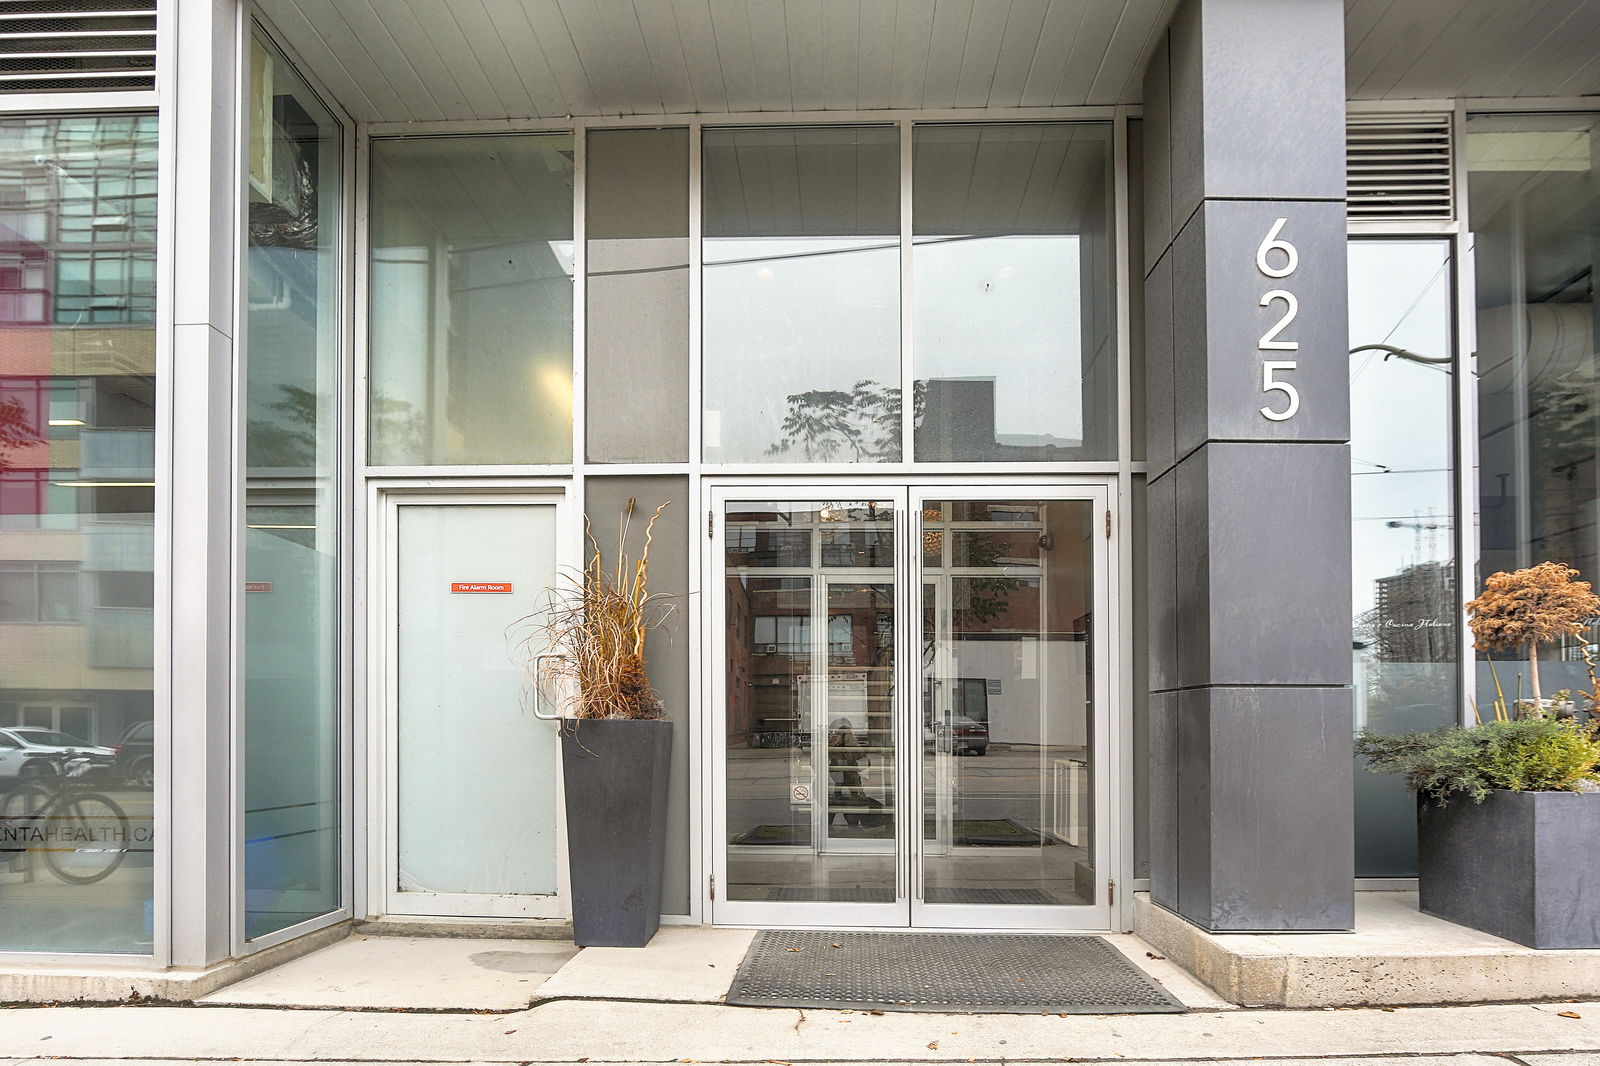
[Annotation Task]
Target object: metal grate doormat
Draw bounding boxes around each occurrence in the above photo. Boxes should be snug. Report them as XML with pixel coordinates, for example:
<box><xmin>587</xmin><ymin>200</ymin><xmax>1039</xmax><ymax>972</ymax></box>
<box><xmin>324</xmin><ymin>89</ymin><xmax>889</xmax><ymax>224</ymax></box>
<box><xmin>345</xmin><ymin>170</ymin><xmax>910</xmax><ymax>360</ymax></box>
<box><xmin>726</xmin><ymin>930</ymin><xmax>1185</xmax><ymax>1014</ymax></box>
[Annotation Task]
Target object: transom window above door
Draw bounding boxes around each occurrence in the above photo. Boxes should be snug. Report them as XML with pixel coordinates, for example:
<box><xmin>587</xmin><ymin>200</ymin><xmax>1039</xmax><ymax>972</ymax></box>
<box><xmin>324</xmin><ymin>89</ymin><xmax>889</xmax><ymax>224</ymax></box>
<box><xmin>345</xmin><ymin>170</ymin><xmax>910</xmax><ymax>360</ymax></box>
<box><xmin>702</xmin><ymin>122</ymin><xmax>1116</xmax><ymax>466</ymax></box>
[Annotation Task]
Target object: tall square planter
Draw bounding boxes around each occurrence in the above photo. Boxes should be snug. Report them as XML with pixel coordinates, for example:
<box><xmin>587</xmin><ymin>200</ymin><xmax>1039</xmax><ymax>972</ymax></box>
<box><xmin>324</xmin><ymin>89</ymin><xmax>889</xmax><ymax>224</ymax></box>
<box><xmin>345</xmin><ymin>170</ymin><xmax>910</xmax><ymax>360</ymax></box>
<box><xmin>1418</xmin><ymin>789</ymin><xmax>1600</xmax><ymax>948</ymax></box>
<box><xmin>560</xmin><ymin>718</ymin><xmax>672</xmax><ymax>948</ymax></box>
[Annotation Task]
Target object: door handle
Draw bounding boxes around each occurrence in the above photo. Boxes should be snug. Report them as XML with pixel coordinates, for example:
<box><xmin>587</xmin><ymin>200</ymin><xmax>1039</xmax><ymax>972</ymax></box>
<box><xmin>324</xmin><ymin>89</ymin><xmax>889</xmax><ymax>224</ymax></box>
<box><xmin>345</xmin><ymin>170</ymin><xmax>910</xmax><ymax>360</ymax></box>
<box><xmin>530</xmin><ymin>654</ymin><xmax>565</xmax><ymax>721</ymax></box>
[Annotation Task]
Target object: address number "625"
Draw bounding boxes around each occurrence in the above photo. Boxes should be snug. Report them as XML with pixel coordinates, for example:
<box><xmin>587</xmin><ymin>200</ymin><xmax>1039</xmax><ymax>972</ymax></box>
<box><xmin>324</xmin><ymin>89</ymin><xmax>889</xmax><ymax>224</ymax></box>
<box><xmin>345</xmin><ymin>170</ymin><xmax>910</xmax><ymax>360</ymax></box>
<box><xmin>1256</xmin><ymin>218</ymin><xmax>1300</xmax><ymax>422</ymax></box>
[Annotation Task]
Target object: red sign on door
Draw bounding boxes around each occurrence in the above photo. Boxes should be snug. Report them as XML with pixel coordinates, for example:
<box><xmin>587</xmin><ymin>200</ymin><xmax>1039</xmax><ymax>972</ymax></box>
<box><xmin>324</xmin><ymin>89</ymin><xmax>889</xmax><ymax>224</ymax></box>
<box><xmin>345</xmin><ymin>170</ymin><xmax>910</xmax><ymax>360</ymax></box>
<box><xmin>450</xmin><ymin>582</ymin><xmax>513</xmax><ymax>594</ymax></box>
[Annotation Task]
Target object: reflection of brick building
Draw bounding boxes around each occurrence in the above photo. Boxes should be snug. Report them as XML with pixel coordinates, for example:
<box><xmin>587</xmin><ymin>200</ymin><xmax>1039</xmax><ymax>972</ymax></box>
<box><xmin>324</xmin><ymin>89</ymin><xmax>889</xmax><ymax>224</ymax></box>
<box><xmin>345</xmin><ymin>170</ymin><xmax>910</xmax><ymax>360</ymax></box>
<box><xmin>1374</xmin><ymin>561</ymin><xmax>1456</xmax><ymax>664</ymax></box>
<box><xmin>0</xmin><ymin>116</ymin><xmax>157</xmax><ymax>745</ymax></box>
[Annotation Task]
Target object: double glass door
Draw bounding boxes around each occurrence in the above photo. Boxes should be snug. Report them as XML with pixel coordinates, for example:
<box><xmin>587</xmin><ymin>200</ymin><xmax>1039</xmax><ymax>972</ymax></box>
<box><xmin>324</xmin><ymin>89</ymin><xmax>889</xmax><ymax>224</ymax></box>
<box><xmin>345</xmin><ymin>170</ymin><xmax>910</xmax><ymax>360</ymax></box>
<box><xmin>713</xmin><ymin>484</ymin><xmax>1114</xmax><ymax>929</ymax></box>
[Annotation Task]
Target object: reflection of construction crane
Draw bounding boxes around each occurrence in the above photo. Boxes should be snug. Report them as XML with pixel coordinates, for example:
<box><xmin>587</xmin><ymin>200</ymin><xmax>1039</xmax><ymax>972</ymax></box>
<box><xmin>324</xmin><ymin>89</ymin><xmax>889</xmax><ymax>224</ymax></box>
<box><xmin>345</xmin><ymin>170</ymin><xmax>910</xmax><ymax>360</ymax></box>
<box><xmin>1386</xmin><ymin>510</ymin><xmax>1443</xmax><ymax>560</ymax></box>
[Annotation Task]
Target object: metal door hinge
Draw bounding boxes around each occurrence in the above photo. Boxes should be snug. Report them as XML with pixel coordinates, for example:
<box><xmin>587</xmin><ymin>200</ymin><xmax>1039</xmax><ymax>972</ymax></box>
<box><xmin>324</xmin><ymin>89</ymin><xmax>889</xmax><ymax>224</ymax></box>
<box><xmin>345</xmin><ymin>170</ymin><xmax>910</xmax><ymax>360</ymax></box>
<box><xmin>1105</xmin><ymin>510</ymin><xmax>1112</xmax><ymax>538</ymax></box>
<box><xmin>1108</xmin><ymin>879</ymin><xmax>1116</xmax><ymax>906</ymax></box>
<box><xmin>709</xmin><ymin>874</ymin><xmax>716</xmax><ymax>900</ymax></box>
<box><xmin>707</xmin><ymin>509</ymin><xmax>715</xmax><ymax>540</ymax></box>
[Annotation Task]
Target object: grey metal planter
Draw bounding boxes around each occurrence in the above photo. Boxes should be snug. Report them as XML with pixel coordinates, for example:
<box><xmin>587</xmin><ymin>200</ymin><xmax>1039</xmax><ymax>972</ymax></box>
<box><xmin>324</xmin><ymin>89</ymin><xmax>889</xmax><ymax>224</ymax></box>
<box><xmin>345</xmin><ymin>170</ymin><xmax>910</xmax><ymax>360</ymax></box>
<box><xmin>560</xmin><ymin>717</ymin><xmax>673</xmax><ymax>948</ymax></box>
<box><xmin>1418</xmin><ymin>789</ymin><xmax>1600</xmax><ymax>948</ymax></box>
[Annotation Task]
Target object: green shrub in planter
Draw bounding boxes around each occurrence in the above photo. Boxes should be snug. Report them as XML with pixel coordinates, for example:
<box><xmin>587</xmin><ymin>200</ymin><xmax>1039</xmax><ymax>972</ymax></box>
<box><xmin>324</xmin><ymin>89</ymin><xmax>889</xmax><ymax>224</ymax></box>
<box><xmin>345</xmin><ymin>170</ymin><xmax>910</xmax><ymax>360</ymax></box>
<box><xmin>1356</xmin><ymin>715</ymin><xmax>1600</xmax><ymax>947</ymax></box>
<box><xmin>1355</xmin><ymin>716</ymin><xmax>1600</xmax><ymax>805</ymax></box>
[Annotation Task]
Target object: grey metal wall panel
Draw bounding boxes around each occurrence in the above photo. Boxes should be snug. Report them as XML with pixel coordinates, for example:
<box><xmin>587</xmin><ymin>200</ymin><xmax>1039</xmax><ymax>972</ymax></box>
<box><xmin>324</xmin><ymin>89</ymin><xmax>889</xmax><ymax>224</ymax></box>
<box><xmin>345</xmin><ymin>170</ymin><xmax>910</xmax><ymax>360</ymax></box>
<box><xmin>1197</xmin><ymin>686</ymin><xmax>1354</xmax><ymax>931</ymax></box>
<box><xmin>1141</xmin><ymin>33</ymin><xmax>1173</xmax><ymax>276</ymax></box>
<box><xmin>1167</xmin><ymin>0</ymin><xmax>1206</xmax><ymax>233</ymax></box>
<box><xmin>1141</xmin><ymin>0</ymin><xmax>1352</xmax><ymax>933</ymax></box>
<box><xmin>1173</xmin><ymin>448</ymin><xmax>1211</xmax><ymax>689</ymax></box>
<box><xmin>1175</xmin><ymin>686</ymin><xmax>1213</xmax><ymax>920</ymax></box>
<box><xmin>1144</xmin><ymin>251</ymin><xmax>1176</xmax><ymax>477</ymax></box>
<box><xmin>1146</xmin><ymin>471</ymin><xmax>1180</xmax><ymax>694</ymax></box>
<box><xmin>1166</xmin><ymin>0</ymin><xmax>1346</xmax><ymax>228</ymax></box>
<box><xmin>1147</xmin><ymin>688</ymin><xmax>1179</xmax><ymax>908</ymax></box>
<box><xmin>1173</xmin><ymin>201</ymin><xmax>1351</xmax><ymax>453</ymax></box>
<box><xmin>584</xmin><ymin>476</ymin><xmax>692</xmax><ymax>915</ymax></box>
<box><xmin>1194</xmin><ymin>0</ymin><xmax>1347</xmax><ymax>205</ymax></box>
<box><xmin>1191</xmin><ymin>442</ymin><xmax>1353</xmax><ymax>687</ymax></box>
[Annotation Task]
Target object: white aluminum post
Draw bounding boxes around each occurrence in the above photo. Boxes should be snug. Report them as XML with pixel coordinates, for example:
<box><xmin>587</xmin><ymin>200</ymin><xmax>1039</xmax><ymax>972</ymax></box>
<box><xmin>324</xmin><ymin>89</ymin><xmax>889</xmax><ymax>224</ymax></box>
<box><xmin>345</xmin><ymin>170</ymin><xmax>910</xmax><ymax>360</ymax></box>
<box><xmin>165</xmin><ymin>0</ymin><xmax>242</xmax><ymax>968</ymax></box>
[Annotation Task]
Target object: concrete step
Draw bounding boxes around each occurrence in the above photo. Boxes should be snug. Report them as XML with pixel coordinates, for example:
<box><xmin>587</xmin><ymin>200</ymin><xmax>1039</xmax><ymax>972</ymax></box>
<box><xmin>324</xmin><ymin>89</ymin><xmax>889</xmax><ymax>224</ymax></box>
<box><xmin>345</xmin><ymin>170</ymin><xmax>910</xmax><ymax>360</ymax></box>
<box><xmin>1135</xmin><ymin>891</ymin><xmax>1600</xmax><ymax>1007</ymax></box>
<box><xmin>355</xmin><ymin>916</ymin><xmax>573</xmax><ymax>941</ymax></box>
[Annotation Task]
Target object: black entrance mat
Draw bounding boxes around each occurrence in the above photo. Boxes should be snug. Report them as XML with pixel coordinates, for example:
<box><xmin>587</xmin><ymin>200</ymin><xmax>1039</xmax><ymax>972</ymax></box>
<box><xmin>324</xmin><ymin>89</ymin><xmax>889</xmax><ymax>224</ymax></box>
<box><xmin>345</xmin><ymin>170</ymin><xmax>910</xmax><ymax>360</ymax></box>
<box><xmin>725</xmin><ymin>930</ymin><xmax>1186</xmax><ymax>1014</ymax></box>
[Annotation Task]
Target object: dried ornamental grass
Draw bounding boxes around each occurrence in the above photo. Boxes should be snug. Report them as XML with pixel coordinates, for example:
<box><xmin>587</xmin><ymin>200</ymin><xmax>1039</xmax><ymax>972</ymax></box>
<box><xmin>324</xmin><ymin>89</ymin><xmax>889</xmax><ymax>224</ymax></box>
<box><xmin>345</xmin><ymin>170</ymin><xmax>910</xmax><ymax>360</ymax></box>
<box><xmin>513</xmin><ymin>499</ymin><xmax>673</xmax><ymax>722</ymax></box>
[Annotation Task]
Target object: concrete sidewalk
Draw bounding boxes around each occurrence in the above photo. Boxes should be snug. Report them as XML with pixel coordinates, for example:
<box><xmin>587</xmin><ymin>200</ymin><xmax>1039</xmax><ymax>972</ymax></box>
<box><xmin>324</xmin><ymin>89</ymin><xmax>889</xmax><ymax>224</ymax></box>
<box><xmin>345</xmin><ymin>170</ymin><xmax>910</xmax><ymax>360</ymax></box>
<box><xmin>192</xmin><ymin>924</ymin><xmax>1231</xmax><ymax>1013</ymax></box>
<box><xmin>0</xmin><ymin>999</ymin><xmax>1597</xmax><ymax>1063</ymax></box>
<box><xmin>4</xmin><ymin>923</ymin><xmax>1596</xmax><ymax>1065</ymax></box>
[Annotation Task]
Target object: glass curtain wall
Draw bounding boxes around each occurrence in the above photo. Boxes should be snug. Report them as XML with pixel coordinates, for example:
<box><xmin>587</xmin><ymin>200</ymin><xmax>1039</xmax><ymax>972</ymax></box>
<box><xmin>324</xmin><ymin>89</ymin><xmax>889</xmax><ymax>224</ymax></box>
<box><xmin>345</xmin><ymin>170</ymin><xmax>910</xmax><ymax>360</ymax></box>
<box><xmin>1347</xmin><ymin>240</ymin><xmax>1457</xmax><ymax>877</ymax></box>
<box><xmin>243</xmin><ymin>35</ymin><xmax>343</xmax><ymax>940</ymax></box>
<box><xmin>1468</xmin><ymin>113</ymin><xmax>1600</xmax><ymax>707</ymax></box>
<box><xmin>368</xmin><ymin>134</ymin><xmax>574</xmax><ymax>466</ymax></box>
<box><xmin>913</xmin><ymin>125</ymin><xmax>1115</xmax><ymax>461</ymax></box>
<box><xmin>701</xmin><ymin>122</ymin><xmax>1116</xmax><ymax>466</ymax></box>
<box><xmin>0</xmin><ymin>114</ymin><xmax>158</xmax><ymax>953</ymax></box>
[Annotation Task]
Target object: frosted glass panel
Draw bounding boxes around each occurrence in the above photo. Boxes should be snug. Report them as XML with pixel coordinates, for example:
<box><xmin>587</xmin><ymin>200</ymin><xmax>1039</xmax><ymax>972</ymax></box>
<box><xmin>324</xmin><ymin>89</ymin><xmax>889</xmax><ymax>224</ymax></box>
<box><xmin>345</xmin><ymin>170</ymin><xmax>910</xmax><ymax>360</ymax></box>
<box><xmin>586</xmin><ymin>128</ymin><xmax>689</xmax><ymax>463</ymax></box>
<box><xmin>396</xmin><ymin>504</ymin><xmax>559</xmax><ymax>896</ymax></box>
<box><xmin>369</xmin><ymin>134</ymin><xmax>574</xmax><ymax>466</ymax></box>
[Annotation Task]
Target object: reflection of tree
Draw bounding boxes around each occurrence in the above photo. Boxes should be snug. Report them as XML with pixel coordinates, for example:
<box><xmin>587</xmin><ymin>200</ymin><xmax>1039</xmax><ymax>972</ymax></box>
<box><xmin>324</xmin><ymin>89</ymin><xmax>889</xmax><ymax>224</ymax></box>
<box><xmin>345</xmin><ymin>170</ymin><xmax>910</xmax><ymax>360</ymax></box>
<box><xmin>768</xmin><ymin>379</ymin><xmax>922</xmax><ymax>462</ymax></box>
<box><xmin>0</xmin><ymin>396</ymin><xmax>42</xmax><ymax>470</ymax></box>
<box><xmin>951</xmin><ymin>530</ymin><xmax>1023</xmax><ymax>629</ymax></box>
<box><xmin>370</xmin><ymin>391</ymin><xmax>425</xmax><ymax>461</ymax></box>
<box><xmin>247</xmin><ymin>384</ymin><xmax>319</xmax><ymax>468</ymax></box>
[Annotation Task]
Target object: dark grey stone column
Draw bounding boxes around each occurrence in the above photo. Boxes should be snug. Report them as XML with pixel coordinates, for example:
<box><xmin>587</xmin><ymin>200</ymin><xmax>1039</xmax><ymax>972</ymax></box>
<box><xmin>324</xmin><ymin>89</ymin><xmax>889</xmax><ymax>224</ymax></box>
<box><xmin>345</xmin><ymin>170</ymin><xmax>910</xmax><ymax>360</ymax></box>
<box><xmin>1142</xmin><ymin>0</ymin><xmax>1354</xmax><ymax>931</ymax></box>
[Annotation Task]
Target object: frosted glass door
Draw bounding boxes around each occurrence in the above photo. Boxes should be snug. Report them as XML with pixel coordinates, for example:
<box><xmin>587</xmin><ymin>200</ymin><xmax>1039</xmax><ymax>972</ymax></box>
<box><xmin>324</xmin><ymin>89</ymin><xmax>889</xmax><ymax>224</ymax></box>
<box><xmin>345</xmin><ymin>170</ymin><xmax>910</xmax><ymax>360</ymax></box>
<box><xmin>392</xmin><ymin>501</ymin><xmax>561</xmax><ymax>912</ymax></box>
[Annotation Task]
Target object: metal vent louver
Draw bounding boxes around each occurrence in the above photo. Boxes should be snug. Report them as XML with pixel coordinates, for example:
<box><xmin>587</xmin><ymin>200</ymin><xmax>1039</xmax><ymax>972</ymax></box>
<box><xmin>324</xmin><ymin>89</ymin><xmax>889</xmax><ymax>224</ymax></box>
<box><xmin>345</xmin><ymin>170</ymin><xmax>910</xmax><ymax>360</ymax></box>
<box><xmin>1347</xmin><ymin>113</ymin><xmax>1454</xmax><ymax>221</ymax></box>
<box><xmin>0</xmin><ymin>0</ymin><xmax>155</xmax><ymax>93</ymax></box>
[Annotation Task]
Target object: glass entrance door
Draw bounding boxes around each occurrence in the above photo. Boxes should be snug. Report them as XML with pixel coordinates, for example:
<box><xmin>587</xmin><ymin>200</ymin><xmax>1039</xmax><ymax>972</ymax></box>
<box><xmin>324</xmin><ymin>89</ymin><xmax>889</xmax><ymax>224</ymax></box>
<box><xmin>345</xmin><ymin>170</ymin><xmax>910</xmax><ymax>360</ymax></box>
<box><xmin>713</xmin><ymin>485</ymin><xmax>1113</xmax><ymax>930</ymax></box>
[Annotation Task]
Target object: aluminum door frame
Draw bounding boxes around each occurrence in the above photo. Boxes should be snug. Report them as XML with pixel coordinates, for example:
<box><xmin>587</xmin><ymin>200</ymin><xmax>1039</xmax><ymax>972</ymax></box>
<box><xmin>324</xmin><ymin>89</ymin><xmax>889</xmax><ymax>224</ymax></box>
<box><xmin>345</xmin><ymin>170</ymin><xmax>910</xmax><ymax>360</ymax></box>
<box><xmin>375</xmin><ymin>487</ymin><xmax>572</xmax><ymax>919</ymax></box>
<box><xmin>907</xmin><ymin>484</ymin><xmax>1116</xmax><ymax>932</ymax></box>
<box><xmin>709</xmin><ymin>483</ymin><xmax>915</xmax><ymax>928</ymax></box>
<box><xmin>707</xmin><ymin>477</ymin><xmax>1119</xmax><ymax>932</ymax></box>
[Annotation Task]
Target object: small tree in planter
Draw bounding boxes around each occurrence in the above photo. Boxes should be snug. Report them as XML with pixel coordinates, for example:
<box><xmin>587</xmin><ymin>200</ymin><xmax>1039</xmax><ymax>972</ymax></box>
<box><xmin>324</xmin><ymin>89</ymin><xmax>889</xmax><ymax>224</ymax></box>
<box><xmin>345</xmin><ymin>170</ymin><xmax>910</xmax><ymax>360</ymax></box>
<box><xmin>516</xmin><ymin>499</ymin><xmax>674</xmax><ymax>948</ymax></box>
<box><xmin>1357</xmin><ymin>561</ymin><xmax>1600</xmax><ymax>948</ymax></box>
<box><xmin>1466</xmin><ymin>561</ymin><xmax>1600</xmax><ymax>710</ymax></box>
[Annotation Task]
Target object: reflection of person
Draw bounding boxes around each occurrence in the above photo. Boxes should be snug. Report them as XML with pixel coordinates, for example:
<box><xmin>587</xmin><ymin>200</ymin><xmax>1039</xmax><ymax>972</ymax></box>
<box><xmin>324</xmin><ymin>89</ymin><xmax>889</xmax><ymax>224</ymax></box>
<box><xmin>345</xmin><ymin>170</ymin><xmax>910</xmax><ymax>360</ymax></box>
<box><xmin>827</xmin><ymin>717</ymin><xmax>886</xmax><ymax>828</ymax></box>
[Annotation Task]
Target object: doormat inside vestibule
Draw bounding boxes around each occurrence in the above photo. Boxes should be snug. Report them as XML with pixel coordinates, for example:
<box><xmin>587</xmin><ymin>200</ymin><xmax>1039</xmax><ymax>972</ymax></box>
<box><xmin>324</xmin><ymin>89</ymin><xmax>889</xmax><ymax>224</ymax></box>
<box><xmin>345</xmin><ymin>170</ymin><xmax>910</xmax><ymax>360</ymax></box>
<box><xmin>725</xmin><ymin>930</ymin><xmax>1185</xmax><ymax>1014</ymax></box>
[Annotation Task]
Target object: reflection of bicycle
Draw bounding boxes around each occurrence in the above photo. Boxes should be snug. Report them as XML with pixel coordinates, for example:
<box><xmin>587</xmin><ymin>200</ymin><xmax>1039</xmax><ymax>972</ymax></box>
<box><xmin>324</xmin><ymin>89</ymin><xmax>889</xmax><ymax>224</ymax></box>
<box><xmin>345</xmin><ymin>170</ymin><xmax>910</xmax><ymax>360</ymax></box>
<box><xmin>1</xmin><ymin>773</ymin><xmax>130</xmax><ymax>885</ymax></box>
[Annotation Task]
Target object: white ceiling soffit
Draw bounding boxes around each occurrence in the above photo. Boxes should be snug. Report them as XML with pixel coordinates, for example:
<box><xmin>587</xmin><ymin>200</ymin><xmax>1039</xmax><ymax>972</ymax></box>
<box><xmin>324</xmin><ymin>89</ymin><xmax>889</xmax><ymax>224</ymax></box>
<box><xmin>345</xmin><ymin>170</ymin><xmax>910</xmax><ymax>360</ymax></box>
<box><xmin>253</xmin><ymin>0</ymin><xmax>1179</xmax><ymax>123</ymax></box>
<box><xmin>255</xmin><ymin>0</ymin><xmax>1600</xmax><ymax>125</ymax></box>
<box><xmin>1346</xmin><ymin>0</ymin><xmax>1600</xmax><ymax>101</ymax></box>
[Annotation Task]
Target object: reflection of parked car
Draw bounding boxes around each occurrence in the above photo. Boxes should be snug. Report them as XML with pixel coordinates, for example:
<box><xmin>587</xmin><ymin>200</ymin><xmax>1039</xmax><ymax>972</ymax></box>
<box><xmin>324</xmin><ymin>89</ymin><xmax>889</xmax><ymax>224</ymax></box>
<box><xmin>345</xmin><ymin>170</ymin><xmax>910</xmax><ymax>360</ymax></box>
<box><xmin>0</xmin><ymin>728</ymin><xmax>116</xmax><ymax>781</ymax></box>
<box><xmin>113</xmin><ymin>720</ymin><xmax>155</xmax><ymax>787</ymax></box>
<box><xmin>949</xmin><ymin>716</ymin><xmax>989</xmax><ymax>756</ymax></box>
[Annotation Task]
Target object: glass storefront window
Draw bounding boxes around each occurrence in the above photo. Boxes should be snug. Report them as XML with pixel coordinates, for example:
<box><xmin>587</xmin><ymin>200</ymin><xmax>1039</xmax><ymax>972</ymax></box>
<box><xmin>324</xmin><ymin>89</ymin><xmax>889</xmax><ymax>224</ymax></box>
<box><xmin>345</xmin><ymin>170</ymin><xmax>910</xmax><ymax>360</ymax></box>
<box><xmin>1468</xmin><ymin>113</ymin><xmax>1600</xmax><ymax>707</ymax></box>
<box><xmin>702</xmin><ymin>126</ymin><xmax>900</xmax><ymax>464</ymax></box>
<box><xmin>369</xmin><ymin>133</ymin><xmax>574</xmax><ymax>466</ymax></box>
<box><xmin>244</xmin><ymin>35</ymin><xmax>343</xmax><ymax>940</ymax></box>
<box><xmin>1348</xmin><ymin>239</ymin><xmax>1457</xmax><ymax>877</ymax></box>
<box><xmin>0</xmin><ymin>113</ymin><xmax>158</xmax><ymax>953</ymax></box>
<box><xmin>913</xmin><ymin>124</ymin><xmax>1116</xmax><ymax>461</ymax></box>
